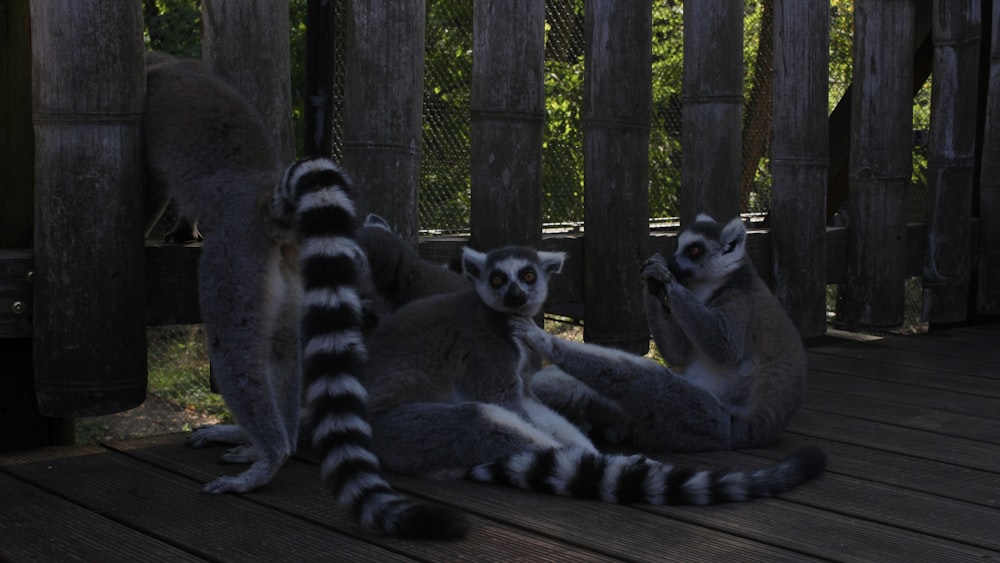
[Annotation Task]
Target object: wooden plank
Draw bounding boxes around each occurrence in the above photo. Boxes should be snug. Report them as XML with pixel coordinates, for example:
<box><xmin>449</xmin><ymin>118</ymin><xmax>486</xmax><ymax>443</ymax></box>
<box><xmin>807</xmin><ymin>352</ymin><xmax>1000</xmax><ymax>397</ymax></box>
<box><xmin>789</xmin><ymin>408</ymin><xmax>1000</xmax><ymax>473</ymax></box>
<box><xmin>0</xmin><ymin>472</ymin><xmax>202</xmax><ymax>562</ymax></box>
<box><xmin>804</xmin><ymin>386</ymin><xmax>999</xmax><ymax>443</ymax></box>
<box><xmin>0</xmin><ymin>444</ymin><xmax>414</xmax><ymax>561</ymax></box>
<box><xmin>765</xmin><ymin>436</ymin><xmax>1000</xmax><ymax>508</ymax></box>
<box><xmin>109</xmin><ymin>434</ymin><xmax>621</xmax><ymax>561</ymax></box>
<box><xmin>640</xmin><ymin>491</ymin><xmax>997</xmax><ymax>561</ymax></box>
<box><xmin>808</xmin><ymin>369</ymin><xmax>1000</xmax><ymax>419</ymax></box>
<box><xmin>669</xmin><ymin>448</ymin><xmax>1000</xmax><ymax>552</ymax></box>
<box><xmin>810</xmin><ymin>337</ymin><xmax>1000</xmax><ymax>379</ymax></box>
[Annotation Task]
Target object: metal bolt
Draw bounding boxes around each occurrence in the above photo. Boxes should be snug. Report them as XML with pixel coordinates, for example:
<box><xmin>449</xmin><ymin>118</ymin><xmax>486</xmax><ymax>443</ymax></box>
<box><xmin>25</xmin><ymin>270</ymin><xmax>33</xmax><ymax>283</ymax></box>
<box><xmin>11</xmin><ymin>301</ymin><xmax>26</xmax><ymax>315</ymax></box>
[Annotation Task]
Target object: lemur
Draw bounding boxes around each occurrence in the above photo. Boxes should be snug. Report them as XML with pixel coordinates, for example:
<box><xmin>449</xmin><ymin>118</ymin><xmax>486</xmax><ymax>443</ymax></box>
<box><xmin>361</xmin><ymin>245</ymin><xmax>826</xmax><ymax>505</ymax></box>
<box><xmin>354</xmin><ymin>214</ymin><xmax>469</xmax><ymax>332</ymax></box>
<box><xmin>514</xmin><ymin>214</ymin><xmax>810</xmax><ymax>452</ymax></box>
<box><xmin>143</xmin><ymin>53</ymin><xmax>465</xmax><ymax>539</ymax></box>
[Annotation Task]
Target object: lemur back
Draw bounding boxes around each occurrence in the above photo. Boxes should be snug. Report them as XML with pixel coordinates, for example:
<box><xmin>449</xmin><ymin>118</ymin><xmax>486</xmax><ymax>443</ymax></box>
<box><xmin>361</xmin><ymin>245</ymin><xmax>826</xmax><ymax>504</ymax></box>
<box><xmin>515</xmin><ymin>214</ymin><xmax>811</xmax><ymax>452</ymax></box>
<box><xmin>143</xmin><ymin>54</ymin><xmax>464</xmax><ymax>539</ymax></box>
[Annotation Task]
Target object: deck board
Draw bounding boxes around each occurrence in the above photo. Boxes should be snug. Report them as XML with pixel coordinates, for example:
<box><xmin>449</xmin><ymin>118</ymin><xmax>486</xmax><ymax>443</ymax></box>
<box><xmin>2</xmin><ymin>322</ymin><xmax>999</xmax><ymax>561</ymax></box>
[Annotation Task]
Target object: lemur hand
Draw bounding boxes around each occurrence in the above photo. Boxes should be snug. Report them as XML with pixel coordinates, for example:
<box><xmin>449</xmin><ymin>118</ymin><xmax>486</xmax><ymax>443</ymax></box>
<box><xmin>508</xmin><ymin>316</ymin><xmax>554</xmax><ymax>358</ymax></box>
<box><xmin>641</xmin><ymin>253</ymin><xmax>673</xmax><ymax>294</ymax></box>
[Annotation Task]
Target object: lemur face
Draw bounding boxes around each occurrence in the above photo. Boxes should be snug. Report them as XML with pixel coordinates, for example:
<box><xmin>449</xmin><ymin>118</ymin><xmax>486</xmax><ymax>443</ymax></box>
<box><xmin>669</xmin><ymin>215</ymin><xmax>747</xmax><ymax>286</ymax></box>
<box><xmin>462</xmin><ymin>246</ymin><xmax>565</xmax><ymax>316</ymax></box>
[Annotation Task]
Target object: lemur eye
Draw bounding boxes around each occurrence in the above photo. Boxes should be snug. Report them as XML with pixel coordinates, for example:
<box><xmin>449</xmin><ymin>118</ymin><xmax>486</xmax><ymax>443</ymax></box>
<box><xmin>686</xmin><ymin>244</ymin><xmax>704</xmax><ymax>259</ymax></box>
<box><xmin>490</xmin><ymin>272</ymin><xmax>507</xmax><ymax>288</ymax></box>
<box><xmin>520</xmin><ymin>270</ymin><xmax>537</xmax><ymax>284</ymax></box>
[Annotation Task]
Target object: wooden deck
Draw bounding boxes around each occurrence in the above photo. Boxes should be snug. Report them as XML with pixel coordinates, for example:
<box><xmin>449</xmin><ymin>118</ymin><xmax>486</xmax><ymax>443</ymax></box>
<box><xmin>2</xmin><ymin>323</ymin><xmax>998</xmax><ymax>562</ymax></box>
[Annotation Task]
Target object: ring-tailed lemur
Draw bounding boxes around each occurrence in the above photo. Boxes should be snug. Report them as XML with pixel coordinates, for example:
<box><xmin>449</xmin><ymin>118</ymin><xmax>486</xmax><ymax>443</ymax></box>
<box><xmin>516</xmin><ymin>214</ymin><xmax>809</xmax><ymax>452</ymax></box>
<box><xmin>355</xmin><ymin>214</ymin><xmax>468</xmax><ymax>332</ymax></box>
<box><xmin>361</xmin><ymin>245</ymin><xmax>826</xmax><ymax>505</ymax></box>
<box><xmin>143</xmin><ymin>54</ymin><xmax>465</xmax><ymax>539</ymax></box>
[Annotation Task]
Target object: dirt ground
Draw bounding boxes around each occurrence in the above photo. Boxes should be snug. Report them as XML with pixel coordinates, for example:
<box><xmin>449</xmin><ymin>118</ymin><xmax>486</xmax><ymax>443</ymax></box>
<box><xmin>76</xmin><ymin>394</ymin><xmax>222</xmax><ymax>443</ymax></box>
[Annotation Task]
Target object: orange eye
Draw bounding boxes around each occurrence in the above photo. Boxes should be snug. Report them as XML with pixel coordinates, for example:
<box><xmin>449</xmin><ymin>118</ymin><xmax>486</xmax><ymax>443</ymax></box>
<box><xmin>521</xmin><ymin>271</ymin><xmax>536</xmax><ymax>283</ymax></box>
<box><xmin>686</xmin><ymin>244</ymin><xmax>704</xmax><ymax>258</ymax></box>
<box><xmin>490</xmin><ymin>274</ymin><xmax>506</xmax><ymax>288</ymax></box>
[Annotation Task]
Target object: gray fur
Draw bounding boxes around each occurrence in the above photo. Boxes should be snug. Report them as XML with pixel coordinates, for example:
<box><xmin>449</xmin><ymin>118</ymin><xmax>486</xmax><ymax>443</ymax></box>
<box><xmin>354</xmin><ymin>214</ymin><xmax>469</xmax><ymax>331</ymax></box>
<box><xmin>518</xmin><ymin>215</ymin><xmax>808</xmax><ymax>451</ymax></box>
<box><xmin>363</xmin><ymin>244</ymin><xmax>825</xmax><ymax>504</ymax></box>
<box><xmin>143</xmin><ymin>53</ymin><xmax>301</xmax><ymax>493</ymax></box>
<box><xmin>144</xmin><ymin>58</ymin><xmax>467</xmax><ymax>538</ymax></box>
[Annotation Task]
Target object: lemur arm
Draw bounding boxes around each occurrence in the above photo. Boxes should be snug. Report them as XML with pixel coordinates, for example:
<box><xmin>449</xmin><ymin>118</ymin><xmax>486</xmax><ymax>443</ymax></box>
<box><xmin>641</xmin><ymin>255</ymin><xmax>693</xmax><ymax>365</ymax></box>
<box><xmin>663</xmin><ymin>282</ymin><xmax>746</xmax><ymax>368</ymax></box>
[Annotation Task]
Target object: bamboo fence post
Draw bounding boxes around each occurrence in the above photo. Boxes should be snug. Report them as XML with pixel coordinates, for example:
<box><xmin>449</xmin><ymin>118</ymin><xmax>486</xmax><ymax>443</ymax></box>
<box><xmin>680</xmin><ymin>0</ymin><xmax>743</xmax><ymax>225</ymax></box>
<box><xmin>582</xmin><ymin>0</ymin><xmax>651</xmax><ymax>353</ymax></box>
<box><xmin>30</xmin><ymin>1</ymin><xmax>147</xmax><ymax>416</ymax></box>
<box><xmin>923</xmin><ymin>1</ymin><xmax>982</xmax><ymax>324</ymax></box>
<box><xmin>770</xmin><ymin>0</ymin><xmax>829</xmax><ymax>338</ymax></box>
<box><xmin>202</xmin><ymin>0</ymin><xmax>295</xmax><ymax>164</ymax></box>
<box><xmin>844</xmin><ymin>0</ymin><xmax>914</xmax><ymax>330</ymax></box>
<box><xmin>342</xmin><ymin>1</ymin><xmax>426</xmax><ymax>245</ymax></box>
<box><xmin>469</xmin><ymin>0</ymin><xmax>546</xmax><ymax>250</ymax></box>
<box><xmin>977</xmin><ymin>0</ymin><xmax>1000</xmax><ymax>314</ymax></box>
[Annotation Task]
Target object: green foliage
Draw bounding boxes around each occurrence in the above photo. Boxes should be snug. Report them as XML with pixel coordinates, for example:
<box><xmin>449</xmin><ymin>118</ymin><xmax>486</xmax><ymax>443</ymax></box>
<box><xmin>142</xmin><ymin>0</ymin><xmax>201</xmax><ymax>58</ymax></box>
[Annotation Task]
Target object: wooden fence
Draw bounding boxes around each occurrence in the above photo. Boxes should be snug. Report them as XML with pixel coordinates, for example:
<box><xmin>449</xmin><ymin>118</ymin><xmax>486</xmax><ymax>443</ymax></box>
<box><xmin>1</xmin><ymin>0</ymin><xmax>999</xmax><ymax>448</ymax></box>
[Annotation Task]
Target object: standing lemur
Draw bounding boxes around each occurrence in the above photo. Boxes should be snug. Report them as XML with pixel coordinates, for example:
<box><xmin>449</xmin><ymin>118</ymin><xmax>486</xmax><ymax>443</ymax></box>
<box><xmin>515</xmin><ymin>214</ymin><xmax>809</xmax><ymax>452</ymax></box>
<box><xmin>142</xmin><ymin>53</ymin><xmax>465</xmax><ymax>539</ymax></box>
<box><xmin>362</xmin><ymin>244</ymin><xmax>826</xmax><ymax>505</ymax></box>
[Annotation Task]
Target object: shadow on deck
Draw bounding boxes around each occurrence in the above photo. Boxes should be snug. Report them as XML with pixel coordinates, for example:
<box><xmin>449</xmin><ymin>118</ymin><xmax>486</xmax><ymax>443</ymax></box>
<box><xmin>2</xmin><ymin>323</ymin><xmax>998</xmax><ymax>561</ymax></box>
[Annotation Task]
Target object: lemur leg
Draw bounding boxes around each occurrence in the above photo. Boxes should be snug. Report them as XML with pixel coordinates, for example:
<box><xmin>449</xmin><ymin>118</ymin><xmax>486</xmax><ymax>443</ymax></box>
<box><xmin>371</xmin><ymin>402</ymin><xmax>585</xmax><ymax>480</ymax></box>
<box><xmin>512</xmin><ymin>317</ymin><xmax>732</xmax><ymax>451</ymax></box>
<box><xmin>529</xmin><ymin>366</ymin><xmax>630</xmax><ymax>444</ymax></box>
<box><xmin>195</xmin><ymin>235</ymin><xmax>295</xmax><ymax>493</ymax></box>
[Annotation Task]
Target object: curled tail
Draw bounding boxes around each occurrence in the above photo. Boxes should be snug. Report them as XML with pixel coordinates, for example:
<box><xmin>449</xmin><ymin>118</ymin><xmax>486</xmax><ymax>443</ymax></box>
<box><xmin>274</xmin><ymin>158</ymin><xmax>467</xmax><ymax>540</ymax></box>
<box><xmin>468</xmin><ymin>446</ymin><xmax>826</xmax><ymax>505</ymax></box>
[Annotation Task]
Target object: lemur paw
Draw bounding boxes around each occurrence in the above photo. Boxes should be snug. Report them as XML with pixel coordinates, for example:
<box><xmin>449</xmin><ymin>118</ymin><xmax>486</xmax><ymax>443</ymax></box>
<box><xmin>641</xmin><ymin>253</ymin><xmax>673</xmax><ymax>293</ymax></box>
<box><xmin>509</xmin><ymin>316</ymin><xmax>553</xmax><ymax>356</ymax></box>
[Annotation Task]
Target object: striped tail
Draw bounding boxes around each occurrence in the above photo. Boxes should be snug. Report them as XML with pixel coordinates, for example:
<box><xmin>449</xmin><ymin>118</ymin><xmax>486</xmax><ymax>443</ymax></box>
<box><xmin>275</xmin><ymin>158</ymin><xmax>467</xmax><ymax>540</ymax></box>
<box><xmin>468</xmin><ymin>446</ymin><xmax>826</xmax><ymax>505</ymax></box>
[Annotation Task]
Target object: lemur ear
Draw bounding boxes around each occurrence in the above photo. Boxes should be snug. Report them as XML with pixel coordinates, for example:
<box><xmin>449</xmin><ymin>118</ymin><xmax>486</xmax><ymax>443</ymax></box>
<box><xmin>461</xmin><ymin>247</ymin><xmax>487</xmax><ymax>281</ymax></box>
<box><xmin>695</xmin><ymin>213</ymin><xmax>717</xmax><ymax>224</ymax></box>
<box><xmin>538</xmin><ymin>251</ymin><xmax>566</xmax><ymax>277</ymax></box>
<box><xmin>363</xmin><ymin>213</ymin><xmax>392</xmax><ymax>232</ymax></box>
<box><xmin>720</xmin><ymin>217</ymin><xmax>747</xmax><ymax>255</ymax></box>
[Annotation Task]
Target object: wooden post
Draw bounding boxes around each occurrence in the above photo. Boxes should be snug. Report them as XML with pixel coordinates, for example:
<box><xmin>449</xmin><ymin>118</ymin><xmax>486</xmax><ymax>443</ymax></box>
<box><xmin>469</xmin><ymin>0</ymin><xmax>545</xmax><ymax>250</ymax></box>
<box><xmin>582</xmin><ymin>0</ymin><xmax>651</xmax><ymax>353</ymax></box>
<box><xmin>342</xmin><ymin>1</ymin><xmax>425</xmax><ymax>244</ymax></box>
<box><xmin>978</xmin><ymin>0</ymin><xmax>1000</xmax><ymax>314</ymax></box>
<box><xmin>844</xmin><ymin>0</ymin><xmax>915</xmax><ymax>330</ymax></box>
<box><xmin>923</xmin><ymin>1</ymin><xmax>981</xmax><ymax>324</ymax></box>
<box><xmin>0</xmin><ymin>0</ymin><xmax>74</xmax><ymax>449</ymax></box>
<box><xmin>202</xmin><ymin>0</ymin><xmax>295</xmax><ymax>163</ymax></box>
<box><xmin>680</xmin><ymin>0</ymin><xmax>743</xmax><ymax>225</ymax></box>
<box><xmin>770</xmin><ymin>0</ymin><xmax>829</xmax><ymax>338</ymax></box>
<box><xmin>30</xmin><ymin>1</ymin><xmax>147</xmax><ymax>416</ymax></box>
